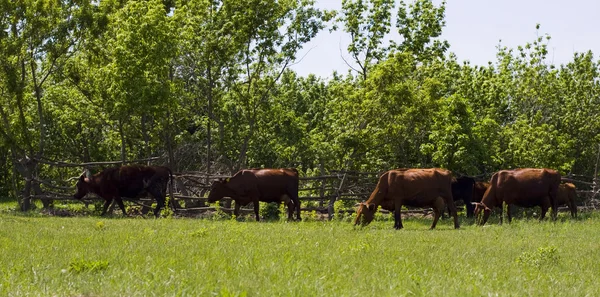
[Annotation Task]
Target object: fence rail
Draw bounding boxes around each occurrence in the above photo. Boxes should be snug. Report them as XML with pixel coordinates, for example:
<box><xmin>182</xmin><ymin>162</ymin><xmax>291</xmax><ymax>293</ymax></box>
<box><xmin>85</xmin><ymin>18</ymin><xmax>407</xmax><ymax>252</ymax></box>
<box><xmin>22</xmin><ymin>161</ymin><xmax>600</xmax><ymax>218</ymax></box>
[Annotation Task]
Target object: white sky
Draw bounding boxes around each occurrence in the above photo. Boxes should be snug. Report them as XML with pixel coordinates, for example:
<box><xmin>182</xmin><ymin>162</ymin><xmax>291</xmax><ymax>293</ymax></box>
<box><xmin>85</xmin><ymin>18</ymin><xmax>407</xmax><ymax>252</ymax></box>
<box><xmin>290</xmin><ymin>0</ymin><xmax>600</xmax><ymax>78</ymax></box>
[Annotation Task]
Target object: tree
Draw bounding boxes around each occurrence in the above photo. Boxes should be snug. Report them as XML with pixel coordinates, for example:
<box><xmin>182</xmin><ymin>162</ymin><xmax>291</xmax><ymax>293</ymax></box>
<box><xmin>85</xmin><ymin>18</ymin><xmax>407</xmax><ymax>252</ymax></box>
<box><xmin>0</xmin><ymin>0</ymin><xmax>93</xmax><ymax>209</ymax></box>
<box><xmin>338</xmin><ymin>0</ymin><xmax>394</xmax><ymax>81</ymax></box>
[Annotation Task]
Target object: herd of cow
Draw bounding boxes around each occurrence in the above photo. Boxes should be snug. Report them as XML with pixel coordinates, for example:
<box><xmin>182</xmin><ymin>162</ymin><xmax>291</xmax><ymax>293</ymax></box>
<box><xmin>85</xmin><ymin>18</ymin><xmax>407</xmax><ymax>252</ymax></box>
<box><xmin>71</xmin><ymin>166</ymin><xmax>578</xmax><ymax>229</ymax></box>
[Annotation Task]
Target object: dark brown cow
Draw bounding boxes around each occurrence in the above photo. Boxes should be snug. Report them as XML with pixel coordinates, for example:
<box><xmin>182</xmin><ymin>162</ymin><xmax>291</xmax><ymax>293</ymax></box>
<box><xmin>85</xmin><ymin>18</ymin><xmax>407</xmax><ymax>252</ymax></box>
<box><xmin>354</xmin><ymin>168</ymin><xmax>459</xmax><ymax>230</ymax></box>
<box><xmin>473</xmin><ymin>168</ymin><xmax>561</xmax><ymax>225</ymax></box>
<box><xmin>449</xmin><ymin>176</ymin><xmax>476</xmax><ymax>217</ymax></box>
<box><xmin>207</xmin><ymin>168</ymin><xmax>300</xmax><ymax>221</ymax></box>
<box><xmin>558</xmin><ymin>183</ymin><xmax>577</xmax><ymax>218</ymax></box>
<box><xmin>73</xmin><ymin>165</ymin><xmax>174</xmax><ymax>217</ymax></box>
<box><xmin>472</xmin><ymin>181</ymin><xmax>489</xmax><ymax>204</ymax></box>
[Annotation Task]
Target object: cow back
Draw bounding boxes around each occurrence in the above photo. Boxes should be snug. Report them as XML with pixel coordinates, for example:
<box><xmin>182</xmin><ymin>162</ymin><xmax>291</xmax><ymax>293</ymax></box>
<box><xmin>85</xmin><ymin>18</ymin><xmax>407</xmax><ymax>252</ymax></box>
<box><xmin>375</xmin><ymin>168</ymin><xmax>453</xmax><ymax>208</ymax></box>
<box><xmin>94</xmin><ymin>165</ymin><xmax>170</xmax><ymax>199</ymax></box>
<box><xmin>483</xmin><ymin>168</ymin><xmax>560</xmax><ymax>208</ymax></box>
<box><xmin>226</xmin><ymin>168</ymin><xmax>299</xmax><ymax>203</ymax></box>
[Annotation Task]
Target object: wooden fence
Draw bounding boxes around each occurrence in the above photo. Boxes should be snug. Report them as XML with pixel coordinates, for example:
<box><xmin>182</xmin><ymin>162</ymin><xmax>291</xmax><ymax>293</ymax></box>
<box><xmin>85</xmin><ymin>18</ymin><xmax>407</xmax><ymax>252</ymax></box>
<box><xmin>21</xmin><ymin>158</ymin><xmax>600</xmax><ymax>218</ymax></box>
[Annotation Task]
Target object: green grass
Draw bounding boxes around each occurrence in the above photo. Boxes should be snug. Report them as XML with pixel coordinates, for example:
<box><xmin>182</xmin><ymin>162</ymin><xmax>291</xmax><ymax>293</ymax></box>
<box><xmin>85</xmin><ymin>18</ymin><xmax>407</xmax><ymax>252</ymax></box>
<box><xmin>0</xmin><ymin>205</ymin><xmax>599</xmax><ymax>296</ymax></box>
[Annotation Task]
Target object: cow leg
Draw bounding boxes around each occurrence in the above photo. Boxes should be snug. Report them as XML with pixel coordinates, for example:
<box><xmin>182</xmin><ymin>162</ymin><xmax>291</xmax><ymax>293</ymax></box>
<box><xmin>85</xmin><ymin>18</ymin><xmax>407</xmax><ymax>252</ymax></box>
<box><xmin>570</xmin><ymin>201</ymin><xmax>577</xmax><ymax>218</ymax></box>
<box><xmin>233</xmin><ymin>202</ymin><xmax>241</xmax><ymax>219</ymax></box>
<box><xmin>539</xmin><ymin>205</ymin><xmax>548</xmax><ymax>221</ymax></box>
<box><xmin>115</xmin><ymin>198</ymin><xmax>127</xmax><ymax>216</ymax></box>
<box><xmin>253</xmin><ymin>199</ymin><xmax>260</xmax><ymax>221</ymax></box>
<box><xmin>281</xmin><ymin>194</ymin><xmax>294</xmax><ymax>220</ymax></box>
<box><xmin>286</xmin><ymin>186</ymin><xmax>301</xmax><ymax>221</ymax></box>
<box><xmin>465</xmin><ymin>199</ymin><xmax>475</xmax><ymax>218</ymax></box>
<box><xmin>100</xmin><ymin>198</ymin><xmax>113</xmax><ymax>216</ymax></box>
<box><xmin>294</xmin><ymin>198</ymin><xmax>301</xmax><ymax>221</ymax></box>
<box><xmin>287</xmin><ymin>201</ymin><xmax>294</xmax><ymax>221</ymax></box>
<box><xmin>549</xmin><ymin>189</ymin><xmax>558</xmax><ymax>221</ymax></box>
<box><xmin>506</xmin><ymin>204</ymin><xmax>512</xmax><ymax>223</ymax></box>
<box><xmin>153</xmin><ymin>198</ymin><xmax>165</xmax><ymax>218</ymax></box>
<box><xmin>446</xmin><ymin>197</ymin><xmax>460</xmax><ymax>229</ymax></box>
<box><xmin>394</xmin><ymin>201</ymin><xmax>403</xmax><ymax>230</ymax></box>
<box><xmin>430</xmin><ymin>197</ymin><xmax>446</xmax><ymax>230</ymax></box>
<box><xmin>148</xmin><ymin>187</ymin><xmax>166</xmax><ymax>218</ymax></box>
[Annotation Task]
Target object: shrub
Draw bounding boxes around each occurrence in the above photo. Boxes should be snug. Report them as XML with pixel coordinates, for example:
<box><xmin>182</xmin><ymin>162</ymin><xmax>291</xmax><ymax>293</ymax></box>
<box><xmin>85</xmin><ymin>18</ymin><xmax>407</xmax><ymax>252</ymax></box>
<box><xmin>259</xmin><ymin>202</ymin><xmax>280</xmax><ymax>221</ymax></box>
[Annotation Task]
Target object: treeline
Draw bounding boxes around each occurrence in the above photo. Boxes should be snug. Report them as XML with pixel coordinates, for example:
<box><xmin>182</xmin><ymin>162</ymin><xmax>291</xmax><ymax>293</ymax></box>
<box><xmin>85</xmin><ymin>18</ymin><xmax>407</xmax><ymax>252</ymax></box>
<box><xmin>1</xmin><ymin>0</ymin><xmax>599</xmax><ymax>208</ymax></box>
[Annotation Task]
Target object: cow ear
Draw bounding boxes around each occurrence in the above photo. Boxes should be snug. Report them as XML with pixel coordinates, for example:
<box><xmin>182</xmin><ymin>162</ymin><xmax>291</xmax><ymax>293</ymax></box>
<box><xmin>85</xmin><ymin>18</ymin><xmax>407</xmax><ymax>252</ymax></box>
<box><xmin>84</xmin><ymin>168</ymin><xmax>92</xmax><ymax>179</ymax></box>
<box><xmin>84</xmin><ymin>177</ymin><xmax>90</xmax><ymax>183</ymax></box>
<box><xmin>367</xmin><ymin>203</ymin><xmax>376</xmax><ymax>211</ymax></box>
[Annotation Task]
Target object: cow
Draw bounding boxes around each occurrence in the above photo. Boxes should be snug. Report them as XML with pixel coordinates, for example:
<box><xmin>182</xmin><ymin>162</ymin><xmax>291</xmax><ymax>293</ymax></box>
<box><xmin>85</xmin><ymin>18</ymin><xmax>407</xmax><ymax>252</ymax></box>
<box><xmin>449</xmin><ymin>176</ymin><xmax>476</xmax><ymax>217</ymax></box>
<box><xmin>473</xmin><ymin>168</ymin><xmax>561</xmax><ymax>225</ymax></box>
<box><xmin>354</xmin><ymin>168</ymin><xmax>460</xmax><ymax>230</ymax></box>
<box><xmin>558</xmin><ymin>183</ymin><xmax>577</xmax><ymax>218</ymax></box>
<box><xmin>207</xmin><ymin>168</ymin><xmax>300</xmax><ymax>221</ymax></box>
<box><xmin>73</xmin><ymin>165</ymin><xmax>174</xmax><ymax>217</ymax></box>
<box><xmin>472</xmin><ymin>181</ymin><xmax>489</xmax><ymax>204</ymax></box>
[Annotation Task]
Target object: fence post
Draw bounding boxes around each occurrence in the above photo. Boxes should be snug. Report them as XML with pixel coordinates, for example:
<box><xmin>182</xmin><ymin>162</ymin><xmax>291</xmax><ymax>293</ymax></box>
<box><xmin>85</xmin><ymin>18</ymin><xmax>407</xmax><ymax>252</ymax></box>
<box><xmin>328</xmin><ymin>173</ymin><xmax>346</xmax><ymax>220</ymax></box>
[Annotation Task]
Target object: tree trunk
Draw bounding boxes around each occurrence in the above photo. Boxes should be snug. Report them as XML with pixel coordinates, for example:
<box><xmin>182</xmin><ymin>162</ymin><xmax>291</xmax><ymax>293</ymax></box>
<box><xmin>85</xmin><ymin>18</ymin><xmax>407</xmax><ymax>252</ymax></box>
<box><xmin>141</xmin><ymin>113</ymin><xmax>151</xmax><ymax>162</ymax></box>
<box><xmin>31</xmin><ymin>61</ymin><xmax>46</xmax><ymax>158</ymax></box>
<box><xmin>15</xmin><ymin>157</ymin><xmax>37</xmax><ymax>211</ymax></box>
<box><xmin>119</xmin><ymin>119</ymin><xmax>126</xmax><ymax>163</ymax></box>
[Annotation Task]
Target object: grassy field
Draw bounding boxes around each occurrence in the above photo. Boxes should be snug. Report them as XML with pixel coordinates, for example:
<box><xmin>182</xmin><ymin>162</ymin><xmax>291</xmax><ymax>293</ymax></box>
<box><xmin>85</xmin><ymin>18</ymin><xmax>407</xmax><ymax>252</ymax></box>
<box><xmin>0</xmin><ymin>203</ymin><xmax>599</xmax><ymax>296</ymax></box>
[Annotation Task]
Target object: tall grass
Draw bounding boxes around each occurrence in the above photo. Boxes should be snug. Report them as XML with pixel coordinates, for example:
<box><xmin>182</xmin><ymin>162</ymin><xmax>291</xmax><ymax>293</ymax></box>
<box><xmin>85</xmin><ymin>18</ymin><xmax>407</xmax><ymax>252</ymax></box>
<box><xmin>0</xmin><ymin>210</ymin><xmax>598</xmax><ymax>296</ymax></box>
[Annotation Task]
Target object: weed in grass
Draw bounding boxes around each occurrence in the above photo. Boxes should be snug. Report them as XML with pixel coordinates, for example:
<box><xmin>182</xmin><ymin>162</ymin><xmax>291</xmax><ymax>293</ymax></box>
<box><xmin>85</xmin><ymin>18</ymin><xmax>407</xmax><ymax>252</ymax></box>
<box><xmin>190</xmin><ymin>228</ymin><xmax>208</xmax><ymax>238</ymax></box>
<box><xmin>212</xmin><ymin>202</ymin><xmax>230</xmax><ymax>220</ymax></box>
<box><xmin>218</xmin><ymin>287</ymin><xmax>248</xmax><ymax>297</ymax></box>
<box><xmin>68</xmin><ymin>259</ymin><xmax>109</xmax><ymax>273</ymax></box>
<box><xmin>516</xmin><ymin>246</ymin><xmax>560</xmax><ymax>268</ymax></box>
<box><xmin>95</xmin><ymin>221</ymin><xmax>105</xmax><ymax>230</ymax></box>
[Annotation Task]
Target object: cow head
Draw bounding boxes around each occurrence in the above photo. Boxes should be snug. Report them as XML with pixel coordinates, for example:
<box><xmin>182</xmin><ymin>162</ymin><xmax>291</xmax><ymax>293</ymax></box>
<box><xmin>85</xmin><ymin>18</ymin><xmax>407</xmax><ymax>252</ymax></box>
<box><xmin>472</xmin><ymin>202</ymin><xmax>491</xmax><ymax>225</ymax></box>
<box><xmin>73</xmin><ymin>169</ymin><xmax>92</xmax><ymax>200</ymax></box>
<box><xmin>354</xmin><ymin>202</ymin><xmax>377</xmax><ymax>227</ymax></box>
<box><xmin>207</xmin><ymin>178</ymin><xmax>232</xmax><ymax>203</ymax></box>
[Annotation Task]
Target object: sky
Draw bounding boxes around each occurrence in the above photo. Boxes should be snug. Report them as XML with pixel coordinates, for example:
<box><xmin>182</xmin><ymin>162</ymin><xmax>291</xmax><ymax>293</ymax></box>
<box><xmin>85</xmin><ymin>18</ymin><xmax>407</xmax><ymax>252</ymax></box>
<box><xmin>290</xmin><ymin>0</ymin><xmax>600</xmax><ymax>78</ymax></box>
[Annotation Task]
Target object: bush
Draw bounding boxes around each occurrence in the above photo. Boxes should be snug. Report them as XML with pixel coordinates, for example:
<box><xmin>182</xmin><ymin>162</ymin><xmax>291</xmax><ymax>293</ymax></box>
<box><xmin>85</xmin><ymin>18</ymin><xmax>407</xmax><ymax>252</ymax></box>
<box><xmin>259</xmin><ymin>202</ymin><xmax>280</xmax><ymax>221</ymax></box>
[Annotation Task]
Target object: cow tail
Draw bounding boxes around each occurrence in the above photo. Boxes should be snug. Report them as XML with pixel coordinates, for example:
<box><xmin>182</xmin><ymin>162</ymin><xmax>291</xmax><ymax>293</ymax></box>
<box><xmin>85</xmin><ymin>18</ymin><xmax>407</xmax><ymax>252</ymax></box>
<box><xmin>168</xmin><ymin>168</ymin><xmax>176</xmax><ymax>212</ymax></box>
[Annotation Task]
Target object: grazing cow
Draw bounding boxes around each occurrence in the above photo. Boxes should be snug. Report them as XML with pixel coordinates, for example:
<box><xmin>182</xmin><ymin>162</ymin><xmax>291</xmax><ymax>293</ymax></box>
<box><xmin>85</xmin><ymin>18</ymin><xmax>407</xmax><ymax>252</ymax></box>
<box><xmin>73</xmin><ymin>165</ymin><xmax>174</xmax><ymax>217</ymax></box>
<box><xmin>207</xmin><ymin>168</ymin><xmax>300</xmax><ymax>221</ymax></box>
<box><xmin>449</xmin><ymin>176</ymin><xmax>476</xmax><ymax>217</ymax></box>
<box><xmin>473</xmin><ymin>168</ymin><xmax>561</xmax><ymax>225</ymax></box>
<box><xmin>355</xmin><ymin>168</ymin><xmax>460</xmax><ymax>230</ymax></box>
<box><xmin>558</xmin><ymin>183</ymin><xmax>577</xmax><ymax>218</ymax></box>
<box><xmin>472</xmin><ymin>181</ymin><xmax>489</xmax><ymax>204</ymax></box>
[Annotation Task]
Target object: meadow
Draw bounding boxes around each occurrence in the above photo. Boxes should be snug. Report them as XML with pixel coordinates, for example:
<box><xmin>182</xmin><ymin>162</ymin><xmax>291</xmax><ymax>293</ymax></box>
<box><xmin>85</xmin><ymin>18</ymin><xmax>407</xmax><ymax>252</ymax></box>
<box><xmin>0</xmin><ymin>205</ymin><xmax>599</xmax><ymax>297</ymax></box>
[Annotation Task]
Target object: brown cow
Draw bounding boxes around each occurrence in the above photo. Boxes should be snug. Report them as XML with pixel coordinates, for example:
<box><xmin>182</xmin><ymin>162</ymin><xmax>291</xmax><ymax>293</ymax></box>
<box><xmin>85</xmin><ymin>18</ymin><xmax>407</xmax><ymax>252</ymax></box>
<box><xmin>73</xmin><ymin>165</ymin><xmax>174</xmax><ymax>217</ymax></box>
<box><xmin>472</xmin><ymin>181</ymin><xmax>489</xmax><ymax>204</ymax></box>
<box><xmin>473</xmin><ymin>168</ymin><xmax>561</xmax><ymax>225</ymax></box>
<box><xmin>207</xmin><ymin>168</ymin><xmax>300</xmax><ymax>221</ymax></box>
<box><xmin>558</xmin><ymin>183</ymin><xmax>577</xmax><ymax>218</ymax></box>
<box><xmin>354</xmin><ymin>168</ymin><xmax>460</xmax><ymax>230</ymax></box>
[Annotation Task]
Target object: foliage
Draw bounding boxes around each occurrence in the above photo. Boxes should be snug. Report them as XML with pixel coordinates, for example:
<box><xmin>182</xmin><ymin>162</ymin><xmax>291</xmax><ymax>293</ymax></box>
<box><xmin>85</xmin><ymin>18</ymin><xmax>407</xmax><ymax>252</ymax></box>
<box><xmin>259</xmin><ymin>202</ymin><xmax>281</xmax><ymax>221</ymax></box>
<box><xmin>0</xmin><ymin>1</ymin><xmax>600</xmax><ymax>205</ymax></box>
